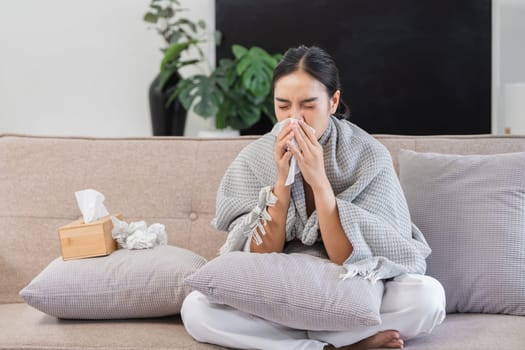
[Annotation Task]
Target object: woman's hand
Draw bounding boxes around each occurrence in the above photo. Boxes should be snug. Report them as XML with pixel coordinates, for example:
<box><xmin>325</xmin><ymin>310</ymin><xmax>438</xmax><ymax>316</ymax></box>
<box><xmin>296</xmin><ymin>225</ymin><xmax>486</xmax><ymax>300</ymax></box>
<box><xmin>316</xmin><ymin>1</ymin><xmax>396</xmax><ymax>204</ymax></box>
<box><xmin>287</xmin><ymin>120</ymin><xmax>352</xmax><ymax>264</ymax></box>
<box><xmin>274</xmin><ymin>122</ymin><xmax>295</xmax><ymax>185</ymax></box>
<box><xmin>287</xmin><ymin>120</ymin><xmax>329</xmax><ymax>190</ymax></box>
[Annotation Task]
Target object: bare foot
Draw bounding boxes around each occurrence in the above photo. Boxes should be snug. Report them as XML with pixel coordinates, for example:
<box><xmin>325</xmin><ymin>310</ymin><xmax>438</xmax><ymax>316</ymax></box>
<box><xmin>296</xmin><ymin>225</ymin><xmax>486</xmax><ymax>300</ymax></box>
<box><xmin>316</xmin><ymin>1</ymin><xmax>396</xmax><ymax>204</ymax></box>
<box><xmin>324</xmin><ymin>330</ymin><xmax>404</xmax><ymax>349</ymax></box>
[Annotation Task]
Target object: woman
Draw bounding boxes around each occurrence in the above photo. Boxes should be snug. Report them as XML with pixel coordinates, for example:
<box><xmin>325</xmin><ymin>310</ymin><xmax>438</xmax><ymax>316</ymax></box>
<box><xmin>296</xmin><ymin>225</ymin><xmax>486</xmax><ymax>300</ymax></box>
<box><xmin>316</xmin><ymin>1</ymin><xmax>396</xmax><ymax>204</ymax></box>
<box><xmin>181</xmin><ymin>45</ymin><xmax>445</xmax><ymax>349</ymax></box>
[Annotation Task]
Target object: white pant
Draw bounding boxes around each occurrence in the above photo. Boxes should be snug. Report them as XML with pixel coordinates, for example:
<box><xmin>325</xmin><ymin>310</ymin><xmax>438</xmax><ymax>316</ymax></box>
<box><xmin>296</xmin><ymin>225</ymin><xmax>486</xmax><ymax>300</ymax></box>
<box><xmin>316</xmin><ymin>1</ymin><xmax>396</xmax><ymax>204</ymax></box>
<box><xmin>181</xmin><ymin>274</ymin><xmax>446</xmax><ymax>350</ymax></box>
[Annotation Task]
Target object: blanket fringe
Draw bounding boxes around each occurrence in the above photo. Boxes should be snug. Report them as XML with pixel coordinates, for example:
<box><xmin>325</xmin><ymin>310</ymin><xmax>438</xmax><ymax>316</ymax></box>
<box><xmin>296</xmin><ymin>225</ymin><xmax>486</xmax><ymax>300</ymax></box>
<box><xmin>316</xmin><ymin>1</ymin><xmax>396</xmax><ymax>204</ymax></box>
<box><xmin>249</xmin><ymin>186</ymin><xmax>277</xmax><ymax>246</ymax></box>
<box><xmin>340</xmin><ymin>263</ymin><xmax>381</xmax><ymax>284</ymax></box>
<box><xmin>219</xmin><ymin>186</ymin><xmax>277</xmax><ymax>254</ymax></box>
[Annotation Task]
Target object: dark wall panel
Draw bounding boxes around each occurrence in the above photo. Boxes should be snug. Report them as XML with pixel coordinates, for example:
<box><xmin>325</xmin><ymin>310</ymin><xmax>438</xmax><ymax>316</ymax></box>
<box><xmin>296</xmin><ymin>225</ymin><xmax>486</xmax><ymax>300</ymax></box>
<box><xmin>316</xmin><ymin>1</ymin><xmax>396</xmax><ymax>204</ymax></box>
<box><xmin>216</xmin><ymin>0</ymin><xmax>492</xmax><ymax>135</ymax></box>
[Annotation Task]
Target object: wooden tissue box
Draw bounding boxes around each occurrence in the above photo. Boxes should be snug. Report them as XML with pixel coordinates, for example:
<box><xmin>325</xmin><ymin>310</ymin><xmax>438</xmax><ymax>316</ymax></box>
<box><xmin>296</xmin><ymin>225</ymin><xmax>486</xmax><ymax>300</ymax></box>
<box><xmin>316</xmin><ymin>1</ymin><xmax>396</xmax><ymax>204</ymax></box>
<box><xmin>58</xmin><ymin>213</ymin><xmax>122</xmax><ymax>260</ymax></box>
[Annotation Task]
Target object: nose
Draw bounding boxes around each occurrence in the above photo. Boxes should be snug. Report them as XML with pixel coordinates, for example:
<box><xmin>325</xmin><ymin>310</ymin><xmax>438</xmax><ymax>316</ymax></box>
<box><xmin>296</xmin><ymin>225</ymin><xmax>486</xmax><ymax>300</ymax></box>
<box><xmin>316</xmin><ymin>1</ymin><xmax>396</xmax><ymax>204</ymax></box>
<box><xmin>288</xmin><ymin>104</ymin><xmax>302</xmax><ymax>120</ymax></box>
<box><xmin>288</xmin><ymin>113</ymin><xmax>304</xmax><ymax>121</ymax></box>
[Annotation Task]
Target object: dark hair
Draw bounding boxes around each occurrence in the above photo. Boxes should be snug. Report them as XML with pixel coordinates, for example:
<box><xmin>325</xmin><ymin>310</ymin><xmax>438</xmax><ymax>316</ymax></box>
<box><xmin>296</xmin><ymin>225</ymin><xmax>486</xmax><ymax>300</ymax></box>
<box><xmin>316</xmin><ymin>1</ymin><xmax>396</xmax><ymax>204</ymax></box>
<box><xmin>272</xmin><ymin>45</ymin><xmax>350</xmax><ymax>120</ymax></box>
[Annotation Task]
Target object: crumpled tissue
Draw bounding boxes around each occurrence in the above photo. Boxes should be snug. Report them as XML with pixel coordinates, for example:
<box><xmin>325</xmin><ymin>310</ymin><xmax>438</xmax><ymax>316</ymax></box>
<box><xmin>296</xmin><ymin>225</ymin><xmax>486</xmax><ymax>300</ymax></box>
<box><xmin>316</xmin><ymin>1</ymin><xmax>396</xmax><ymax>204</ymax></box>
<box><xmin>75</xmin><ymin>189</ymin><xmax>109</xmax><ymax>223</ymax></box>
<box><xmin>271</xmin><ymin>118</ymin><xmax>315</xmax><ymax>186</ymax></box>
<box><xmin>111</xmin><ymin>216</ymin><xmax>167</xmax><ymax>250</ymax></box>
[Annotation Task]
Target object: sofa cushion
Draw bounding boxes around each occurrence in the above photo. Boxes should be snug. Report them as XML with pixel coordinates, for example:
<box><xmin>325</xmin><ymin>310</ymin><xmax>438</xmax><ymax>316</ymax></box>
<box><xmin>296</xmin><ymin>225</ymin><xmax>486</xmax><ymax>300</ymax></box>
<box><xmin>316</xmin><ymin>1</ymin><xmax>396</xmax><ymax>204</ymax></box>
<box><xmin>19</xmin><ymin>245</ymin><xmax>206</xmax><ymax>319</ymax></box>
<box><xmin>185</xmin><ymin>251</ymin><xmax>384</xmax><ymax>331</ymax></box>
<box><xmin>2</xmin><ymin>303</ymin><xmax>524</xmax><ymax>350</ymax></box>
<box><xmin>2</xmin><ymin>303</ymin><xmax>525</xmax><ymax>350</ymax></box>
<box><xmin>398</xmin><ymin>150</ymin><xmax>525</xmax><ymax>315</ymax></box>
<box><xmin>0</xmin><ymin>303</ymin><xmax>224</xmax><ymax>350</ymax></box>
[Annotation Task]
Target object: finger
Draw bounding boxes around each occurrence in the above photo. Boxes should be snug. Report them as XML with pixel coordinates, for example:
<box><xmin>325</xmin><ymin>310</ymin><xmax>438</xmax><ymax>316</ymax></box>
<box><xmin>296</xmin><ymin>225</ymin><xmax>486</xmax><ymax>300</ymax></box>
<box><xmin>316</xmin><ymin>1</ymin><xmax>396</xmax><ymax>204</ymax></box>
<box><xmin>282</xmin><ymin>149</ymin><xmax>293</xmax><ymax>162</ymax></box>
<box><xmin>277</xmin><ymin>122</ymin><xmax>294</xmax><ymax>142</ymax></box>
<box><xmin>299</xmin><ymin>120</ymin><xmax>317</xmax><ymax>144</ymax></box>
<box><xmin>286</xmin><ymin>139</ymin><xmax>304</xmax><ymax>162</ymax></box>
<box><xmin>277</xmin><ymin>151</ymin><xmax>293</xmax><ymax>174</ymax></box>
<box><xmin>282</xmin><ymin>131</ymin><xmax>295</xmax><ymax>154</ymax></box>
<box><xmin>292</xmin><ymin>122</ymin><xmax>312</xmax><ymax>154</ymax></box>
<box><xmin>275</xmin><ymin>130</ymin><xmax>295</xmax><ymax>155</ymax></box>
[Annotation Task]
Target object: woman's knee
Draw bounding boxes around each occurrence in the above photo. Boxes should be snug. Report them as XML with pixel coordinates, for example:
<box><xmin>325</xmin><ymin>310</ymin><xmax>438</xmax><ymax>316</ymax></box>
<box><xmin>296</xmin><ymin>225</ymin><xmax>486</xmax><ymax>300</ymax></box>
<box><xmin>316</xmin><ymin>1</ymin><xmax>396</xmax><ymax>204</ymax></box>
<box><xmin>180</xmin><ymin>291</ymin><xmax>210</xmax><ymax>342</ymax></box>
<box><xmin>411</xmin><ymin>275</ymin><xmax>445</xmax><ymax>320</ymax></box>
<box><xmin>411</xmin><ymin>275</ymin><xmax>445</xmax><ymax>316</ymax></box>
<box><xmin>385</xmin><ymin>274</ymin><xmax>446</xmax><ymax>324</ymax></box>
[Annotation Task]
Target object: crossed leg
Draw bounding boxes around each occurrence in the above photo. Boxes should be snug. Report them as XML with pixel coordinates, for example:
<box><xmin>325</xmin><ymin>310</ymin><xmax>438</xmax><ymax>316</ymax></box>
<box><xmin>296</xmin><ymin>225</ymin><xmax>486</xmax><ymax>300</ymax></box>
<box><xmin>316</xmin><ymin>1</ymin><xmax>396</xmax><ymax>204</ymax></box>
<box><xmin>312</xmin><ymin>274</ymin><xmax>446</xmax><ymax>349</ymax></box>
<box><xmin>181</xmin><ymin>274</ymin><xmax>445</xmax><ymax>350</ymax></box>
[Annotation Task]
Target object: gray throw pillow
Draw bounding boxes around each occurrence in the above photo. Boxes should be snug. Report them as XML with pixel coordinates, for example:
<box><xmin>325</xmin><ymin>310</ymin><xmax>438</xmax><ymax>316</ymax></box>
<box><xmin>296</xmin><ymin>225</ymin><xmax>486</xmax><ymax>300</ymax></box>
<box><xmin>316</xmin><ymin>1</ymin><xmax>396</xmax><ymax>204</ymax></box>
<box><xmin>19</xmin><ymin>245</ymin><xmax>206</xmax><ymax>319</ymax></box>
<box><xmin>185</xmin><ymin>251</ymin><xmax>383</xmax><ymax>331</ymax></box>
<box><xmin>398</xmin><ymin>149</ymin><xmax>525</xmax><ymax>315</ymax></box>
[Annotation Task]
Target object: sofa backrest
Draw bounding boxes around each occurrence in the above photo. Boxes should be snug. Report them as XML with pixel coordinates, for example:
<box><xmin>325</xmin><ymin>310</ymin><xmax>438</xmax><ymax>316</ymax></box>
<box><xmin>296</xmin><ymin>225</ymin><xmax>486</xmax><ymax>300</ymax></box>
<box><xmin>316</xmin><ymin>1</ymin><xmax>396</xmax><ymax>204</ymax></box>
<box><xmin>1</xmin><ymin>133</ymin><xmax>525</xmax><ymax>304</ymax></box>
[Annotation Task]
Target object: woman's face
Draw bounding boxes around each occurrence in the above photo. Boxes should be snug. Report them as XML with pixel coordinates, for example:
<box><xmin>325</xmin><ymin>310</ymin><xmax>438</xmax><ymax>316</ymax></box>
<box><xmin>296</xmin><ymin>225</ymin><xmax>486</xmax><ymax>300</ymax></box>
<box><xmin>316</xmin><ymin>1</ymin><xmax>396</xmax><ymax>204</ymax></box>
<box><xmin>273</xmin><ymin>70</ymin><xmax>340</xmax><ymax>138</ymax></box>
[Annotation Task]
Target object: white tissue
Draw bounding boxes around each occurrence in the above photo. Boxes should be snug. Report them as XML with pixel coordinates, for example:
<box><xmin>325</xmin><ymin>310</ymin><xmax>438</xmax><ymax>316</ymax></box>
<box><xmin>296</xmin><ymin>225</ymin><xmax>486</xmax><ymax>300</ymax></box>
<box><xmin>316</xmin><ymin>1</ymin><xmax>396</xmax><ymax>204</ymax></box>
<box><xmin>111</xmin><ymin>216</ymin><xmax>167</xmax><ymax>250</ymax></box>
<box><xmin>75</xmin><ymin>189</ymin><xmax>109</xmax><ymax>223</ymax></box>
<box><xmin>271</xmin><ymin>118</ymin><xmax>315</xmax><ymax>186</ymax></box>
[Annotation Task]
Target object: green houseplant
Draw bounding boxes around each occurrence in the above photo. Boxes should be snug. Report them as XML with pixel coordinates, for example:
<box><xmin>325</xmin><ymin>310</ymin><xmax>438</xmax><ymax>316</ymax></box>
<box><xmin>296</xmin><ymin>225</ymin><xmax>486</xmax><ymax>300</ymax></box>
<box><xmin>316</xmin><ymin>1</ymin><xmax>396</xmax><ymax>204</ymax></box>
<box><xmin>167</xmin><ymin>45</ymin><xmax>282</xmax><ymax>131</ymax></box>
<box><xmin>144</xmin><ymin>0</ymin><xmax>216</xmax><ymax>136</ymax></box>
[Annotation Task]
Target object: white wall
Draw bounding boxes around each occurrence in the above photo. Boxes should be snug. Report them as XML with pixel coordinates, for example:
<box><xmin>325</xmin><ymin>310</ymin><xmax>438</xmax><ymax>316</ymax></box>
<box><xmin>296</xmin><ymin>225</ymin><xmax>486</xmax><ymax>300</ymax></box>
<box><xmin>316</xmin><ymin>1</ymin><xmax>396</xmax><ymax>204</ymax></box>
<box><xmin>493</xmin><ymin>0</ymin><xmax>525</xmax><ymax>134</ymax></box>
<box><xmin>0</xmin><ymin>0</ymin><xmax>214</xmax><ymax>137</ymax></box>
<box><xmin>0</xmin><ymin>1</ymin><xmax>523</xmax><ymax>137</ymax></box>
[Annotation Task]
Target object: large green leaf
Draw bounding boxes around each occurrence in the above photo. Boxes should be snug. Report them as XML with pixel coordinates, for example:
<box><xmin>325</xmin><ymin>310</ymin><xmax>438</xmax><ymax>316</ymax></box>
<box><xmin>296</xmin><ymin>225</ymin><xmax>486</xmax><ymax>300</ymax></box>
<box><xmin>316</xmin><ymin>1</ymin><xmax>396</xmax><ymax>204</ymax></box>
<box><xmin>168</xmin><ymin>74</ymin><xmax>223</xmax><ymax>118</ymax></box>
<box><xmin>215</xmin><ymin>58</ymin><xmax>236</xmax><ymax>88</ymax></box>
<box><xmin>158</xmin><ymin>65</ymin><xmax>179</xmax><ymax>92</ymax></box>
<box><xmin>168</xmin><ymin>78</ymin><xmax>195</xmax><ymax>110</ymax></box>
<box><xmin>235</xmin><ymin>46</ymin><xmax>278</xmax><ymax>97</ymax></box>
<box><xmin>232</xmin><ymin>44</ymin><xmax>248</xmax><ymax>59</ymax></box>
<box><xmin>226</xmin><ymin>105</ymin><xmax>260</xmax><ymax>130</ymax></box>
<box><xmin>261</xmin><ymin>98</ymin><xmax>277</xmax><ymax>124</ymax></box>
<box><xmin>160</xmin><ymin>41</ymin><xmax>192</xmax><ymax>71</ymax></box>
<box><xmin>222</xmin><ymin>88</ymin><xmax>261</xmax><ymax>129</ymax></box>
<box><xmin>165</xmin><ymin>43</ymin><xmax>282</xmax><ymax>130</ymax></box>
<box><xmin>216</xmin><ymin>98</ymin><xmax>237</xmax><ymax>129</ymax></box>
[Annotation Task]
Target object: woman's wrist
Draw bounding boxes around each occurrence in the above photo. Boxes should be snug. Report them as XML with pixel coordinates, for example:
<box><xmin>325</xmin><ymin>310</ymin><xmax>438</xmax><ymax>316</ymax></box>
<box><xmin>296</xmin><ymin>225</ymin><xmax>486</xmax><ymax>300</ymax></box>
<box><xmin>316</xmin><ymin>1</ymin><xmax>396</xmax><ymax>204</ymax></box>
<box><xmin>311</xmin><ymin>175</ymin><xmax>332</xmax><ymax>194</ymax></box>
<box><xmin>271</xmin><ymin>182</ymin><xmax>291</xmax><ymax>221</ymax></box>
<box><xmin>275</xmin><ymin>178</ymin><xmax>292</xmax><ymax>192</ymax></box>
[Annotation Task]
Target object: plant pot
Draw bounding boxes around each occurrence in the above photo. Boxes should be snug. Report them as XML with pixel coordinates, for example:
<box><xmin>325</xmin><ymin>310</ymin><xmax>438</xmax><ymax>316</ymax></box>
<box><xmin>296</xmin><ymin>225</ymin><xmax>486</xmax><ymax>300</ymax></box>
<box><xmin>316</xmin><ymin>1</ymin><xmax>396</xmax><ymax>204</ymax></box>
<box><xmin>148</xmin><ymin>73</ymin><xmax>187</xmax><ymax>136</ymax></box>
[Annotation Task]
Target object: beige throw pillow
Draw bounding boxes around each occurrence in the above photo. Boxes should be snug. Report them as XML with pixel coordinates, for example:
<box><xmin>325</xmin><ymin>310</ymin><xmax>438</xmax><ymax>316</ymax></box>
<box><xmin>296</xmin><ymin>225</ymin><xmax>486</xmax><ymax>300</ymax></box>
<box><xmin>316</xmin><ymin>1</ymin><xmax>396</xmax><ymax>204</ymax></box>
<box><xmin>185</xmin><ymin>251</ymin><xmax>383</xmax><ymax>331</ymax></box>
<box><xmin>399</xmin><ymin>149</ymin><xmax>525</xmax><ymax>315</ymax></box>
<box><xmin>20</xmin><ymin>245</ymin><xmax>206</xmax><ymax>319</ymax></box>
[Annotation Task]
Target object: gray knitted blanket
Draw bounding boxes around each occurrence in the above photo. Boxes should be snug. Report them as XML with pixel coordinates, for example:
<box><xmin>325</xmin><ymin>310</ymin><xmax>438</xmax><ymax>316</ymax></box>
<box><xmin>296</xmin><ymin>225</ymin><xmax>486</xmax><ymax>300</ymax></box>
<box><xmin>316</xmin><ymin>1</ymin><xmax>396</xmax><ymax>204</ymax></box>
<box><xmin>212</xmin><ymin>116</ymin><xmax>431</xmax><ymax>282</ymax></box>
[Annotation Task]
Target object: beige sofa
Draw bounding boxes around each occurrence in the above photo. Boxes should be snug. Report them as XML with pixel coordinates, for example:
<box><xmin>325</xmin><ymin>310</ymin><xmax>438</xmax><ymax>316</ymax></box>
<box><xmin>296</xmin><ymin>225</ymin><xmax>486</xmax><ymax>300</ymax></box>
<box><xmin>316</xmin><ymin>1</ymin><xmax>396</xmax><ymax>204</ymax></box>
<box><xmin>1</xmin><ymin>133</ymin><xmax>524</xmax><ymax>350</ymax></box>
